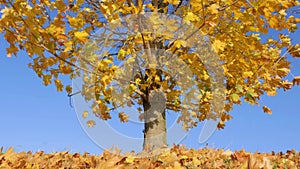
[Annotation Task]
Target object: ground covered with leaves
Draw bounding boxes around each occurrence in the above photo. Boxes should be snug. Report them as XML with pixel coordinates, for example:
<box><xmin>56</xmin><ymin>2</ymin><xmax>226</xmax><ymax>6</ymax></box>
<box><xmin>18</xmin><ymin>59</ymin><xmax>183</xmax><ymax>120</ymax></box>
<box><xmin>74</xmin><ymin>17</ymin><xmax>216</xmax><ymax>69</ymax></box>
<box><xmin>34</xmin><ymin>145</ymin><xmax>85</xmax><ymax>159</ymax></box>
<box><xmin>0</xmin><ymin>145</ymin><xmax>299</xmax><ymax>169</ymax></box>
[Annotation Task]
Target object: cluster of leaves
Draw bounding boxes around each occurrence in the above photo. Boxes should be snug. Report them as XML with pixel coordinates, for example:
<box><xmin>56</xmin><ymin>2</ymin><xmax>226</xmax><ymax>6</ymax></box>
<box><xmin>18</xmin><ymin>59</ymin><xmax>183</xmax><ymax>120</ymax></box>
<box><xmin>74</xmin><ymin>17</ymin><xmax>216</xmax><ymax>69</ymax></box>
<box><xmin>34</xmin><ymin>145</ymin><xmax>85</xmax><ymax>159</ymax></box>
<box><xmin>1</xmin><ymin>0</ymin><xmax>300</xmax><ymax>129</ymax></box>
<box><xmin>1</xmin><ymin>146</ymin><xmax>300</xmax><ymax>169</ymax></box>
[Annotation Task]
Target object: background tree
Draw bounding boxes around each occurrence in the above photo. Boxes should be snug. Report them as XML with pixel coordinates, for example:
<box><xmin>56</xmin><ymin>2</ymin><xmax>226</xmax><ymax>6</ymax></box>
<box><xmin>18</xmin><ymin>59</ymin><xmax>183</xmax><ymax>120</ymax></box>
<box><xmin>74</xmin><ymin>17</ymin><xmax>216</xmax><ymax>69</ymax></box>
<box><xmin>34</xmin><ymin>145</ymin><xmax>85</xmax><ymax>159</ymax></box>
<box><xmin>1</xmin><ymin>0</ymin><xmax>300</xmax><ymax>151</ymax></box>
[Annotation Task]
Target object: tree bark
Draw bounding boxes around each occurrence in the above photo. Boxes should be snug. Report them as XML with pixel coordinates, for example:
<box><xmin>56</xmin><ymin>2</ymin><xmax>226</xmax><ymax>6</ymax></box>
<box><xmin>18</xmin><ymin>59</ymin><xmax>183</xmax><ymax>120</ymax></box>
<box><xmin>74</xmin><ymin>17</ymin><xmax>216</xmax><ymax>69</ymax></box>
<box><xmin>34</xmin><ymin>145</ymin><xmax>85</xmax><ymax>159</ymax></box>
<box><xmin>143</xmin><ymin>88</ymin><xmax>167</xmax><ymax>151</ymax></box>
<box><xmin>141</xmin><ymin>0</ymin><xmax>169</xmax><ymax>152</ymax></box>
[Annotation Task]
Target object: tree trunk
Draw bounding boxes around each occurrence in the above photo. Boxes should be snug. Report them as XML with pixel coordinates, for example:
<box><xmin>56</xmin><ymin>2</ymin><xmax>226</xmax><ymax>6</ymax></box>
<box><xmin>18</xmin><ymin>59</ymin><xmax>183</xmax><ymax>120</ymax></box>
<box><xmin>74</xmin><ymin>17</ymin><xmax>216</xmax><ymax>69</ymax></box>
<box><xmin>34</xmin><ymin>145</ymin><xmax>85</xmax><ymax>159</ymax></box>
<box><xmin>141</xmin><ymin>0</ymin><xmax>169</xmax><ymax>152</ymax></box>
<box><xmin>143</xmin><ymin>88</ymin><xmax>167</xmax><ymax>151</ymax></box>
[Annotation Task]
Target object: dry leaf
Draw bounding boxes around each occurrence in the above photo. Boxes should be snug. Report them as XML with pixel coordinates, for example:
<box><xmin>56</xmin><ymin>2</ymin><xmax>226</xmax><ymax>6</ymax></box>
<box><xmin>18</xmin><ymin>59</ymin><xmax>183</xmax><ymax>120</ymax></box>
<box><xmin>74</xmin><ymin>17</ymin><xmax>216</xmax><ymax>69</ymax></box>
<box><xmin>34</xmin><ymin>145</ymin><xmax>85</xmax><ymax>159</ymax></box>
<box><xmin>263</xmin><ymin>106</ymin><xmax>273</xmax><ymax>115</ymax></box>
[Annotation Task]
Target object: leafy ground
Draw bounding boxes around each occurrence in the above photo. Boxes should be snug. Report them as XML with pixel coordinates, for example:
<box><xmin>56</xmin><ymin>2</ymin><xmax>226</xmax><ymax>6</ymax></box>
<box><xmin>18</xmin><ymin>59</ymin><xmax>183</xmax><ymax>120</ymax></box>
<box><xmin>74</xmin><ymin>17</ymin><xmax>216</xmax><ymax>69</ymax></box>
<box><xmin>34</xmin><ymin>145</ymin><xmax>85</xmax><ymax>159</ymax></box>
<box><xmin>0</xmin><ymin>145</ymin><xmax>299</xmax><ymax>169</ymax></box>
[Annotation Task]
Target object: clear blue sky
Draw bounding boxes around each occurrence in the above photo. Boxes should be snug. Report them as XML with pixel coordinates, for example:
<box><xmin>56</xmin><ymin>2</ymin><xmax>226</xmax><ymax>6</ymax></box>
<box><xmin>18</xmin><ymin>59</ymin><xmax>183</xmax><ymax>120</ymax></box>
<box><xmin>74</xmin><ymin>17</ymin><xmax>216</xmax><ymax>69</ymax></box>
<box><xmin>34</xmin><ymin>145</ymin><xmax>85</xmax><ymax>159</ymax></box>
<box><xmin>1</xmin><ymin>28</ymin><xmax>300</xmax><ymax>155</ymax></box>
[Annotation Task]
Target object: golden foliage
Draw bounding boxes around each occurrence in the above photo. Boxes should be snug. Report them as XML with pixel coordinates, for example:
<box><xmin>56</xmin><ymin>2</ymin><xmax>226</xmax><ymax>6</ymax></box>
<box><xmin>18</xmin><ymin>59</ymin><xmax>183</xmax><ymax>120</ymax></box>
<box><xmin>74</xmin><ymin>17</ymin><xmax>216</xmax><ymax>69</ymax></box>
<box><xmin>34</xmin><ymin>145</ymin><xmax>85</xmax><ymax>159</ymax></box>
<box><xmin>0</xmin><ymin>0</ymin><xmax>300</xmax><ymax>129</ymax></box>
<box><xmin>0</xmin><ymin>146</ymin><xmax>300</xmax><ymax>168</ymax></box>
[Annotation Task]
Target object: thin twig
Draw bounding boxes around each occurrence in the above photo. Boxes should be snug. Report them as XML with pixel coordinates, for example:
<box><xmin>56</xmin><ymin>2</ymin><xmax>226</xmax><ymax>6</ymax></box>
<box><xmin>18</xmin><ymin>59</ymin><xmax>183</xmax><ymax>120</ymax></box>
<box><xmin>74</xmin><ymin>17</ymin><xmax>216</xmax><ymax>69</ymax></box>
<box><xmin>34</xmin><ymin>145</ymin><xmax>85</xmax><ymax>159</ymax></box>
<box><xmin>218</xmin><ymin>0</ymin><xmax>240</xmax><ymax>11</ymax></box>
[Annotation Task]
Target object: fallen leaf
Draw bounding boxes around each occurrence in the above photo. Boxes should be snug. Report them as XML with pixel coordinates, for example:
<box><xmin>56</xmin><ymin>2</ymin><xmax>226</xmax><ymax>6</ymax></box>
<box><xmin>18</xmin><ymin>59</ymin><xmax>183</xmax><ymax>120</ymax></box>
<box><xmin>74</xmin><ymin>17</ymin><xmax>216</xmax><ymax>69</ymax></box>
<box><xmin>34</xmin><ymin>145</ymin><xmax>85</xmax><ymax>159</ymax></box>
<box><xmin>262</xmin><ymin>106</ymin><xmax>272</xmax><ymax>115</ymax></box>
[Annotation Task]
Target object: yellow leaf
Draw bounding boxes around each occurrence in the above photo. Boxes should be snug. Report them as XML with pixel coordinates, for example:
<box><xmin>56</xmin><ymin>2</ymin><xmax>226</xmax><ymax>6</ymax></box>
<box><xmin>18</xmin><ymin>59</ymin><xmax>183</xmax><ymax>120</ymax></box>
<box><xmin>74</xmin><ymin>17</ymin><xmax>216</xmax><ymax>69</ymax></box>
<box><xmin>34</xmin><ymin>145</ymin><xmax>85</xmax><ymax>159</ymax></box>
<box><xmin>242</xmin><ymin>71</ymin><xmax>253</xmax><ymax>78</ymax></box>
<box><xmin>231</xmin><ymin>93</ymin><xmax>240</xmax><ymax>103</ymax></box>
<box><xmin>4</xmin><ymin>147</ymin><xmax>14</xmax><ymax>156</ymax></box>
<box><xmin>64</xmin><ymin>41</ymin><xmax>73</xmax><ymax>52</ymax></box>
<box><xmin>67</xmin><ymin>16</ymin><xmax>78</xmax><ymax>27</ymax></box>
<box><xmin>82</xmin><ymin>111</ymin><xmax>89</xmax><ymax>119</ymax></box>
<box><xmin>55</xmin><ymin>0</ymin><xmax>66</xmax><ymax>11</ymax></box>
<box><xmin>173</xmin><ymin>161</ymin><xmax>185</xmax><ymax>169</ymax></box>
<box><xmin>135</xmin><ymin>78</ymin><xmax>141</xmax><ymax>84</ymax></box>
<box><xmin>87</xmin><ymin>120</ymin><xmax>96</xmax><ymax>127</ymax></box>
<box><xmin>217</xmin><ymin>120</ymin><xmax>225</xmax><ymax>129</ymax></box>
<box><xmin>292</xmin><ymin>76</ymin><xmax>300</xmax><ymax>85</ymax></box>
<box><xmin>193</xmin><ymin>157</ymin><xmax>202</xmax><ymax>166</ymax></box>
<box><xmin>59</xmin><ymin>64</ymin><xmax>73</xmax><ymax>74</ymax></box>
<box><xmin>102</xmin><ymin>59</ymin><xmax>112</xmax><ymax>64</ymax></box>
<box><xmin>181</xmin><ymin>155</ymin><xmax>188</xmax><ymax>159</ymax></box>
<box><xmin>101</xmin><ymin>75</ymin><xmax>111</xmax><ymax>86</ymax></box>
<box><xmin>77</xmin><ymin>0</ymin><xmax>84</xmax><ymax>5</ymax></box>
<box><xmin>208</xmin><ymin>4</ymin><xmax>219</xmax><ymax>14</ymax></box>
<box><xmin>269</xmin><ymin>17</ymin><xmax>278</xmax><ymax>28</ymax></box>
<box><xmin>117</xmin><ymin>48</ymin><xmax>126</xmax><ymax>60</ymax></box>
<box><xmin>184</xmin><ymin>12</ymin><xmax>199</xmax><ymax>22</ymax></box>
<box><xmin>173</xmin><ymin>40</ymin><xmax>187</xmax><ymax>48</ymax></box>
<box><xmin>60</xmin><ymin>51</ymin><xmax>68</xmax><ymax>59</ymax></box>
<box><xmin>279</xmin><ymin>10</ymin><xmax>286</xmax><ymax>16</ymax></box>
<box><xmin>6</xmin><ymin>44</ymin><xmax>19</xmax><ymax>57</ymax></box>
<box><xmin>118</xmin><ymin>112</ymin><xmax>129</xmax><ymax>123</ymax></box>
<box><xmin>43</xmin><ymin>74</ymin><xmax>52</xmax><ymax>86</ymax></box>
<box><xmin>167</xmin><ymin>0</ymin><xmax>180</xmax><ymax>5</ymax></box>
<box><xmin>74</xmin><ymin>31</ymin><xmax>89</xmax><ymax>42</ymax></box>
<box><xmin>277</xmin><ymin>68</ymin><xmax>290</xmax><ymax>77</ymax></box>
<box><xmin>65</xmin><ymin>85</ymin><xmax>72</xmax><ymax>94</ymax></box>
<box><xmin>212</xmin><ymin>40</ymin><xmax>226</xmax><ymax>52</ymax></box>
<box><xmin>202</xmin><ymin>72</ymin><xmax>210</xmax><ymax>80</ymax></box>
<box><xmin>290</xmin><ymin>45</ymin><xmax>300</xmax><ymax>58</ymax></box>
<box><xmin>222</xmin><ymin>149</ymin><xmax>233</xmax><ymax>156</ymax></box>
<box><xmin>125</xmin><ymin>156</ymin><xmax>135</xmax><ymax>163</ymax></box>
<box><xmin>54</xmin><ymin>79</ymin><xmax>64</xmax><ymax>92</ymax></box>
<box><xmin>57</xmin><ymin>34</ymin><xmax>68</xmax><ymax>46</ymax></box>
<box><xmin>265</xmin><ymin>87</ymin><xmax>277</xmax><ymax>96</ymax></box>
<box><xmin>262</xmin><ymin>106</ymin><xmax>272</xmax><ymax>115</ymax></box>
<box><xmin>129</xmin><ymin>83</ymin><xmax>137</xmax><ymax>92</ymax></box>
<box><xmin>155</xmin><ymin>75</ymin><xmax>161</xmax><ymax>82</ymax></box>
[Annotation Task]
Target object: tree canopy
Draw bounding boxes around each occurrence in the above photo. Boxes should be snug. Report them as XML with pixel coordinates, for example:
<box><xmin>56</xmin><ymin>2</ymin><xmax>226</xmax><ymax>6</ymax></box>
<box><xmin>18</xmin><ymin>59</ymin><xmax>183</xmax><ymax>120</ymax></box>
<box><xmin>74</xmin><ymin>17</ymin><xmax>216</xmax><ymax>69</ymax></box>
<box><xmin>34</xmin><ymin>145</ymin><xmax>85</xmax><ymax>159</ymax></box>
<box><xmin>1</xmin><ymin>0</ymin><xmax>300</xmax><ymax>133</ymax></box>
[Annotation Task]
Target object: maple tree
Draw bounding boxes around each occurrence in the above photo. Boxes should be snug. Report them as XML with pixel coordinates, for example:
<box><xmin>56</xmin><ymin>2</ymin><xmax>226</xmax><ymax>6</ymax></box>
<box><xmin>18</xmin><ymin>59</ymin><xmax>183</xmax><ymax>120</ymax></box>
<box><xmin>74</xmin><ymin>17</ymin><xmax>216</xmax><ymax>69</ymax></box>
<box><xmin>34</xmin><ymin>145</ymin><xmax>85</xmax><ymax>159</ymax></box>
<box><xmin>1</xmin><ymin>0</ymin><xmax>300</xmax><ymax>151</ymax></box>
